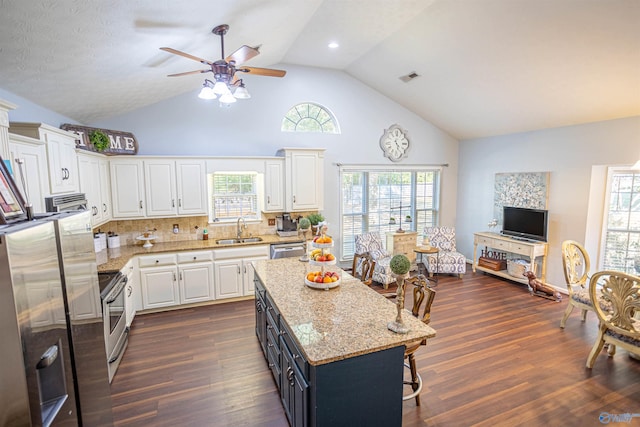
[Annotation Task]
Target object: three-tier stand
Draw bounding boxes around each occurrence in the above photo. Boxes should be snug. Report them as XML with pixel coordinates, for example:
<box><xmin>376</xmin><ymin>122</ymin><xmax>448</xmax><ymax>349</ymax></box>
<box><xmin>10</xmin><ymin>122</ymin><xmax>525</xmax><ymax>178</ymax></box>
<box><xmin>304</xmin><ymin>236</ymin><xmax>341</xmax><ymax>290</ymax></box>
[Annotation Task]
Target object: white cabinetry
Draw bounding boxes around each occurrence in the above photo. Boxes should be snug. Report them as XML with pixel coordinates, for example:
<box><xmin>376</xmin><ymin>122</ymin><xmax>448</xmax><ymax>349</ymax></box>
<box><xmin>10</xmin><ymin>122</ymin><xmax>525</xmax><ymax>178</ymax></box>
<box><xmin>278</xmin><ymin>148</ymin><xmax>325</xmax><ymax>212</ymax></box>
<box><xmin>138</xmin><ymin>254</ymin><xmax>180</xmax><ymax>310</ymax></box>
<box><xmin>7</xmin><ymin>133</ymin><xmax>48</xmax><ymax>213</ymax></box>
<box><xmin>145</xmin><ymin>159</ymin><xmax>207</xmax><ymax>217</ymax></box>
<box><xmin>264</xmin><ymin>159</ymin><xmax>285</xmax><ymax>212</ymax></box>
<box><xmin>122</xmin><ymin>259</ymin><xmax>137</xmax><ymax>327</ymax></box>
<box><xmin>177</xmin><ymin>251</ymin><xmax>214</xmax><ymax>303</ymax></box>
<box><xmin>78</xmin><ymin>152</ymin><xmax>111</xmax><ymax>226</ymax></box>
<box><xmin>9</xmin><ymin>122</ymin><xmax>79</xmax><ymax>194</ymax></box>
<box><xmin>138</xmin><ymin>251</ymin><xmax>214</xmax><ymax>310</ymax></box>
<box><xmin>110</xmin><ymin>159</ymin><xmax>145</xmax><ymax>218</ymax></box>
<box><xmin>213</xmin><ymin>245</ymin><xmax>269</xmax><ymax>298</ymax></box>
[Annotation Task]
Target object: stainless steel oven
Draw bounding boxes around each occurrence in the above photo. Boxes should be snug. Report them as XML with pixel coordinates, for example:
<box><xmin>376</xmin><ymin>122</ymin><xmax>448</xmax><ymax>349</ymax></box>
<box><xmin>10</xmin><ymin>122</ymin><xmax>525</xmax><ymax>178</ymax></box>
<box><xmin>99</xmin><ymin>272</ymin><xmax>129</xmax><ymax>383</ymax></box>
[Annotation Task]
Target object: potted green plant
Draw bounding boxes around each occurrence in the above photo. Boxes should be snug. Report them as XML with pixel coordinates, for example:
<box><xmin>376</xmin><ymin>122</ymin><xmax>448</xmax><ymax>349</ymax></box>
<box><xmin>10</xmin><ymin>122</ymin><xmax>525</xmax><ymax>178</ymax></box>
<box><xmin>405</xmin><ymin>215</ymin><xmax>412</xmax><ymax>223</ymax></box>
<box><xmin>389</xmin><ymin>217</ymin><xmax>396</xmax><ymax>225</ymax></box>
<box><xmin>307</xmin><ymin>213</ymin><xmax>324</xmax><ymax>234</ymax></box>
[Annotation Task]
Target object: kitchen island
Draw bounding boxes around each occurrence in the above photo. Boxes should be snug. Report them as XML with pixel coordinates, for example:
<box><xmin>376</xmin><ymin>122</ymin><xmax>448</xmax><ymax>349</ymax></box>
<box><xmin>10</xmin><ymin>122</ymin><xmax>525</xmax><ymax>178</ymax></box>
<box><xmin>253</xmin><ymin>258</ymin><xmax>436</xmax><ymax>427</ymax></box>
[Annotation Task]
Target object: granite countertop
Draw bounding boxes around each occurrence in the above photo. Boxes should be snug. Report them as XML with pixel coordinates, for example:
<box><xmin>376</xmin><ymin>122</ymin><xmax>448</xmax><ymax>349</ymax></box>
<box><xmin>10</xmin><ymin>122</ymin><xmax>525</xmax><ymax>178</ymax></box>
<box><xmin>96</xmin><ymin>234</ymin><xmax>303</xmax><ymax>273</ymax></box>
<box><xmin>253</xmin><ymin>257</ymin><xmax>437</xmax><ymax>366</ymax></box>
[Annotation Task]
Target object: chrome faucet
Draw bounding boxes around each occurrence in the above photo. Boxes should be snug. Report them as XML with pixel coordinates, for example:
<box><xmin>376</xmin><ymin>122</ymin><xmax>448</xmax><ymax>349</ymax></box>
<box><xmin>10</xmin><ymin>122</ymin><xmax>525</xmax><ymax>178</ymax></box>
<box><xmin>237</xmin><ymin>217</ymin><xmax>247</xmax><ymax>239</ymax></box>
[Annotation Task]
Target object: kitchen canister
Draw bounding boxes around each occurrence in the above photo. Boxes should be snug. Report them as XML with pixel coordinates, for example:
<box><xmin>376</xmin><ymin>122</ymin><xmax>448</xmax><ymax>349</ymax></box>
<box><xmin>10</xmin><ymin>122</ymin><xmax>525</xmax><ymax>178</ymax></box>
<box><xmin>107</xmin><ymin>234</ymin><xmax>121</xmax><ymax>249</ymax></box>
<box><xmin>94</xmin><ymin>235</ymin><xmax>105</xmax><ymax>252</ymax></box>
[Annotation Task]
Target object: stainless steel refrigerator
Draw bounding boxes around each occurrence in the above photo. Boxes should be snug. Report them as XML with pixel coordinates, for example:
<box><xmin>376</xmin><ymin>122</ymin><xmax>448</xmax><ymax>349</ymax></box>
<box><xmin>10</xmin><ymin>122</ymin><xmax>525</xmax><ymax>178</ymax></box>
<box><xmin>0</xmin><ymin>210</ymin><xmax>113</xmax><ymax>426</ymax></box>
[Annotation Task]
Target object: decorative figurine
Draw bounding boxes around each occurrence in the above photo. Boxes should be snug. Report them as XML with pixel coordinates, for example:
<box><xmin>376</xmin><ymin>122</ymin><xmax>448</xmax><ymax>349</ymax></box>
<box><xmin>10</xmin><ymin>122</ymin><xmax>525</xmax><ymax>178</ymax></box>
<box><xmin>388</xmin><ymin>254</ymin><xmax>412</xmax><ymax>334</ymax></box>
<box><xmin>523</xmin><ymin>271</ymin><xmax>562</xmax><ymax>302</ymax></box>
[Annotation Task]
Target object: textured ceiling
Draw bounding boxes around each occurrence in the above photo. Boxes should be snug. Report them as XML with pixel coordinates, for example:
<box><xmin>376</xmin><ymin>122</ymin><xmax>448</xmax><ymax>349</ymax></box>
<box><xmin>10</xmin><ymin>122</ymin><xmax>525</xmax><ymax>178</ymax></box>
<box><xmin>0</xmin><ymin>0</ymin><xmax>638</xmax><ymax>140</ymax></box>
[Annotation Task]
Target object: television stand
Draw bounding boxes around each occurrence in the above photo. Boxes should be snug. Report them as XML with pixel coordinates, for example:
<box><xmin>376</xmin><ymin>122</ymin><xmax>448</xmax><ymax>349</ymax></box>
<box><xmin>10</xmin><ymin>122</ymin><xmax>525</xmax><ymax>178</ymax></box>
<box><xmin>472</xmin><ymin>232</ymin><xmax>548</xmax><ymax>285</ymax></box>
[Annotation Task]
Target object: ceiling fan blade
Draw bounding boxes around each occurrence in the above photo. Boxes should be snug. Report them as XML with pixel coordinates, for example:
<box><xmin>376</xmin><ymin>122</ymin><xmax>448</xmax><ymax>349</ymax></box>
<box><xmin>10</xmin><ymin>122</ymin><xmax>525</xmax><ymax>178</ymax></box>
<box><xmin>226</xmin><ymin>45</ymin><xmax>260</xmax><ymax>65</ymax></box>
<box><xmin>238</xmin><ymin>67</ymin><xmax>286</xmax><ymax>78</ymax></box>
<box><xmin>167</xmin><ymin>69</ymin><xmax>210</xmax><ymax>77</ymax></box>
<box><xmin>160</xmin><ymin>47</ymin><xmax>213</xmax><ymax>66</ymax></box>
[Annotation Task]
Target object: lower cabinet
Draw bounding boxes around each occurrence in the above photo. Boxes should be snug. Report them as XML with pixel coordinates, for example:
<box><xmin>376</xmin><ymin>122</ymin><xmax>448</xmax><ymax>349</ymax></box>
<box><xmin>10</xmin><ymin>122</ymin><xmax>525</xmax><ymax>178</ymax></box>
<box><xmin>138</xmin><ymin>251</ymin><xmax>214</xmax><ymax>310</ymax></box>
<box><xmin>122</xmin><ymin>259</ymin><xmax>137</xmax><ymax>327</ymax></box>
<box><xmin>213</xmin><ymin>245</ymin><xmax>269</xmax><ymax>299</ymax></box>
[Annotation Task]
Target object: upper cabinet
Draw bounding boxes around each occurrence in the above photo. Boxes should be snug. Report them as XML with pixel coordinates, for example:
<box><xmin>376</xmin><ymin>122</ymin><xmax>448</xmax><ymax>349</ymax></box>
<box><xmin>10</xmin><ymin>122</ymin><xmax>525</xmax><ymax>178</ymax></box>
<box><xmin>264</xmin><ymin>159</ymin><xmax>285</xmax><ymax>212</ymax></box>
<box><xmin>78</xmin><ymin>152</ymin><xmax>111</xmax><ymax>226</ymax></box>
<box><xmin>111</xmin><ymin>158</ymin><xmax>207</xmax><ymax>219</ymax></box>
<box><xmin>278</xmin><ymin>148</ymin><xmax>325</xmax><ymax>212</ymax></box>
<box><xmin>9</xmin><ymin>122</ymin><xmax>79</xmax><ymax>195</ymax></box>
<box><xmin>7</xmin><ymin>133</ymin><xmax>49</xmax><ymax>213</ymax></box>
<box><xmin>145</xmin><ymin>159</ymin><xmax>207</xmax><ymax>217</ymax></box>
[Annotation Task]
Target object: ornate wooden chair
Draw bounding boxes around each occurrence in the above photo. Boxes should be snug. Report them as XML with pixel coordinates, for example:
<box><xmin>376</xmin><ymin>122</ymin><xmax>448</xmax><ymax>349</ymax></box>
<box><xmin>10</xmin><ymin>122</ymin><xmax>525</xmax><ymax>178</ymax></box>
<box><xmin>403</xmin><ymin>274</ymin><xmax>436</xmax><ymax>406</ymax></box>
<box><xmin>351</xmin><ymin>252</ymin><xmax>376</xmax><ymax>286</ymax></box>
<box><xmin>560</xmin><ymin>240</ymin><xmax>608</xmax><ymax>328</ymax></box>
<box><xmin>586</xmin><ymin>270</ymin><xmax>640</xmax><ymax>368</ymax></box>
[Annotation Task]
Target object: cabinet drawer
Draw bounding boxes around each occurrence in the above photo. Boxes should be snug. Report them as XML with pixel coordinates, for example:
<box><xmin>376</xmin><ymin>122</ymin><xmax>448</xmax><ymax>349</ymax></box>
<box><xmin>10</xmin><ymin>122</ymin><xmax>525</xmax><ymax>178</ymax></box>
<box><xmin>476</xmin><ymin>236</ymin><xmax>494</xmax><ymax>246</ymax></box>
<box><xmin>509</xmin><ymin>242</ymin><xmax>530</xmax><ymax>255</ymax></box>
<box><xmin>280</xmin><ymin>321</ymin><xmax>309</xmax><ymax>378</ymax></box>
<box><xmin>491</xmin><ymin>239</ymin><xmax>511</xmax><ymax>251</ymax></box>
<box><xmin>138</xmin><ymin>254</ymin><xmax>177</xmax><ymax>268</ymax></box>
<box><xmin>394</xmin><ymin>234</ymin><xmax>416</xmax><ymax>244</ymax></box>
<box><xmin>177</xmin><ymin>250</ymin><xmax>213</xmax><ymax>264</ymax></box>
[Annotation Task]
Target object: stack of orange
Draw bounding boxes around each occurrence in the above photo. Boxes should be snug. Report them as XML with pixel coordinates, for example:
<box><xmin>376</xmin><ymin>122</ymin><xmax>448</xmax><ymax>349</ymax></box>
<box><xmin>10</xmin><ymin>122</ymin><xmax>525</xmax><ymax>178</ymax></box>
<box><xmin>306</xmin><ymin>271</ymin><xmax>339</xmax><ymax>284</ymax></box>
<box><xmin>314</xmin><ymin>235</ymin><xmax>333</xmax><ymax>244</ymax></box>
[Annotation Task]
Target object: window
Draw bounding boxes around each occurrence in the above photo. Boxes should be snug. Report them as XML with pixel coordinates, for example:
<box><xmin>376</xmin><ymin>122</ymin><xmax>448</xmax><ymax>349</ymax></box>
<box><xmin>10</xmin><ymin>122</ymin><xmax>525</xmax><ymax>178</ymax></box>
<box><xmin>601</xmin><ymin>168</ymin><xmax>640</xmax><ymax>274</ymax></box>
<box><xmin>340</xmin><ymin>166</ymin><xmax>440</xmax><ymax>259</ymax></box>
<box><xmin>281</xmin><ymin>102</ymin><xmax>340</xmax><ymax>133</ymax></box>
<box><xmin>209</xmin><ymin>172</ymin><xmax>260</xmax><ymax>222</ymax></box>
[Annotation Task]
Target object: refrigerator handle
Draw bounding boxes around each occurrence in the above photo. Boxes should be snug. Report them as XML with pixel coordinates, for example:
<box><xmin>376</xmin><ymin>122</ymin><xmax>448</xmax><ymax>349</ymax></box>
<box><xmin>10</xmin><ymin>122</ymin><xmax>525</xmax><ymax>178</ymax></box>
<box><xmin>36</xmin><ymin>345</ymin><xmax>59</xmax><ymax>369</ymax></box>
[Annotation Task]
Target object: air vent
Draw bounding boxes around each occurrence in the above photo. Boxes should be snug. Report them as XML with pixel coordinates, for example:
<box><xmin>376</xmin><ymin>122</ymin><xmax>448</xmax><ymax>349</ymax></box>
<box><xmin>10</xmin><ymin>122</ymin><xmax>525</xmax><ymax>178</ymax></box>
<box><xmin>399</xmin><ymin>72</ymin><xmax>420</xmax><ymax>83</ymax></box>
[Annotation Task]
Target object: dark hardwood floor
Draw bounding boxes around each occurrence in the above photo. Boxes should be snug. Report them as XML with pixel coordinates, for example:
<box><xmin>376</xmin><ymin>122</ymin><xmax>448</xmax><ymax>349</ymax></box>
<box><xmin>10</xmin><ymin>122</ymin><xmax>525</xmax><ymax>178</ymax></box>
<box><xmin>110</xmin><ymin>271</ymin><xmax>640</xmax><ymax>427</ymax></box>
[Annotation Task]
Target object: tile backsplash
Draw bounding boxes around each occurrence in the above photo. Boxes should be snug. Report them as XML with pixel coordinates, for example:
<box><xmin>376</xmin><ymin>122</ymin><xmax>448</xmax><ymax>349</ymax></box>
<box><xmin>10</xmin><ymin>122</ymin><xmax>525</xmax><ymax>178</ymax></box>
<box><xmin>94</xmin><ymin>212</ymin><xmax>317</xmax><ymax>247</ymax></box>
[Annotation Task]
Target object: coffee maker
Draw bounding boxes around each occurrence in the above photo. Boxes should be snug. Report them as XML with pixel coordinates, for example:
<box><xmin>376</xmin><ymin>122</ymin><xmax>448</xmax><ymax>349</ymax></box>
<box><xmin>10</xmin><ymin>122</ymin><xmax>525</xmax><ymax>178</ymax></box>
<box><xmin>276</xmin><ymin>213</ymin><xmax>297</xmax><ymax>235</ymax></box>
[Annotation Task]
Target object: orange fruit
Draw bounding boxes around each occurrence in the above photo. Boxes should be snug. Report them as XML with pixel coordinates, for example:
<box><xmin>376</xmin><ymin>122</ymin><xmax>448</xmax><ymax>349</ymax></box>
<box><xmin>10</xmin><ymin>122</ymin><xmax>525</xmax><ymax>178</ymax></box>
<box><xmin>331</xmin><ymin>276</ymin><xmax>338</xmax><ymax>282</ymax></box>
<box><xmin>323</xmin><ymin>276</ymin><xmax>332</xmax><ymax>283</ymax></box>
<box><xmin>306</xmin><ymin>273</ymin><xmax>315</xmax><ymax>282</ymax></box>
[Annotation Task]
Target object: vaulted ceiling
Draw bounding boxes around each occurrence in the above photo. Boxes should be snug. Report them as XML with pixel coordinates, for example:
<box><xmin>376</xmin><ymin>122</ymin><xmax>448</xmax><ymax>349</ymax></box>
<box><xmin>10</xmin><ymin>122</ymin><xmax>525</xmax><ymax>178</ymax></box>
<box><xmin>0</xmin><ymin>0</ymin><xmax>638</xmax><ymax>140</ymax></box>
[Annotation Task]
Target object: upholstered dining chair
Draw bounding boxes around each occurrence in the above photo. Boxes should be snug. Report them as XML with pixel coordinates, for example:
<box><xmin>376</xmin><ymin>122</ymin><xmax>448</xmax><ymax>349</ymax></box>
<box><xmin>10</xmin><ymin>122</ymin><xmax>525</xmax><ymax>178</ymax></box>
<box><xmin>560</xmin><ymin>240</ymin><xmax>608</xmax><ymax>328</ymax></box>
<box><xmin>423</xmin><ymin>226</ymin><xmax>466</xmax><ymax>278</ymax></box>
<box><xmin>585</xmin><ymin>270</ymin><xmax>640</xmax><ymax>368</ymax></box>
<box><xmin>402</xmin><ymin>274</ymin><xmax>436</xmax><ymax>406</ymax></box>
<box><xmin>354</xmin><ymin>232</ymin><xmax>395</xmax><ymax>288</ymax></box>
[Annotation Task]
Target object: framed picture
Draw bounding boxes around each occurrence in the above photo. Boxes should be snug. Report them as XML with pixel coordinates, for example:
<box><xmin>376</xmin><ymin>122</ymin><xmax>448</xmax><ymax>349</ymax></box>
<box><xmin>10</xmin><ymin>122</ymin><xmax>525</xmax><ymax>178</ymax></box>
<box><xmin>0</xmin><ymin>156</ymin><xmax>27</xmax><ymax>224</ymax></box>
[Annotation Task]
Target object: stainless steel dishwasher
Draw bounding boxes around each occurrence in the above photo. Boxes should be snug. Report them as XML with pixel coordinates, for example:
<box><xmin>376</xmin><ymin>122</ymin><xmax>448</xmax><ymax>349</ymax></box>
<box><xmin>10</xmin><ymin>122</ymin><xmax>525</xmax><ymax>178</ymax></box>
<box><xmin>270</xmin><ymin>242</ymin><xmax>305</xmax><ymax>259</ymax></box>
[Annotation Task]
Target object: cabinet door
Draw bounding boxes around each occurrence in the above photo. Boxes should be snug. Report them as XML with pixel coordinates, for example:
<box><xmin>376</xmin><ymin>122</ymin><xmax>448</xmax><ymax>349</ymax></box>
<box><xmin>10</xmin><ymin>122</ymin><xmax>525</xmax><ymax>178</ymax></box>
<box><xmin>98</xmin><ymin>157</ymin><xmax>111</xmax><ymax>223</ymax></box>
<box><xmin>145</xmin><ymin>159</ymin><xmax>178</xmax><ymax>217</ymax></box>
<box><xmin>8</xmin><ymin>137</ymin><xmax>48</xmax><ymax>213</ymax></box>
<box><xmin>67</xmin><ymin>272</ymin><xmax>101</xmax><ymax>321</ymax></box>
<box><xmin>214</xmin><ymin>259</ymin><xmax>243</xmax><ymax>299</ymax></box>
<box><xmin>176</xmin><ymin>160</ymin><xmax>207</xmax><ymax>215</ymax></box>
<box><xmin>179</xmin><ymin>262</ymin><xmax>214</xmax><ymax>304</ymax></box>
<box><xmin>285</xmin><ymin>150</ymin><xmax>324</xmax><ymax>212</ymax></box>
<box><xmin>242</xmin><ymin>256</ymin><xmax>268</xmax><ymax>296</ymax></box>
<box><xmin>110</xmin><ymin>160</ymin><xmax>145</xmax><ymax>218</ymax></box>
<box><xmin>264</xmin><ymin>160</ymin><xmax>284</xmax><ymax>212</ymax></box>
<box><xmin>122</xmin><ymin>260</ymin><xmax>136</xmax><ymax>327</ymax></box>
<box><xmin>140</xmin><ymin>267</ymin><xmax>180</xmax><ymax>309</ymax></box>
<box><xmin>44</xmin><ymin>129</ymin><xmax>79</xmax><ymax>194</ymax></box>
<box><xmin>78</xmin><ymin>154</ymin><xmax>102</xmax><ymax>225</ymax></box>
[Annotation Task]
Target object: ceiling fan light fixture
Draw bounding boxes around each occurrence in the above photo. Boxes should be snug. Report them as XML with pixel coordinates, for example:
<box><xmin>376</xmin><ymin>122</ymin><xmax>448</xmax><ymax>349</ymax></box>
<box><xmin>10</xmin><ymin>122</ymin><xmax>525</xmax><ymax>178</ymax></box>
<box><xmin>212</xmin><ymin>80</ymin><xmax>230</xmax><ymax>95</ymax></box>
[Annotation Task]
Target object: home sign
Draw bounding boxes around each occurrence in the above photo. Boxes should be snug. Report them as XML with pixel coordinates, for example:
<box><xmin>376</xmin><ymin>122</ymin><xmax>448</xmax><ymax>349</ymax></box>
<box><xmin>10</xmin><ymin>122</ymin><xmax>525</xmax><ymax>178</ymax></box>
<box><xmin>60</xmin><ymin>124</ymin><xmax>138</xmax><ymax>155</ymax></box>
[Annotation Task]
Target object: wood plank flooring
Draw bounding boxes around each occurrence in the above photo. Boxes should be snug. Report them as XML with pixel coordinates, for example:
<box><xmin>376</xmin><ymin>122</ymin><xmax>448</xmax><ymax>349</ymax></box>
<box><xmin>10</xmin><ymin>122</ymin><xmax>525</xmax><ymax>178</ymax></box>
<box><xmin>110</xmin><ymin>271</ymin><xmax>640</xmax><ymax>426</ymax></box>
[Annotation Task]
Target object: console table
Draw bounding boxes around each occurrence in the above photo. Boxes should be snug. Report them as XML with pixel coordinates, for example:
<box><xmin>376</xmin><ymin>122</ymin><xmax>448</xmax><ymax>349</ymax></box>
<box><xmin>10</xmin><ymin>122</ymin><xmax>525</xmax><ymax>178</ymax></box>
<box><xmin>472</xmin><ymin>232</ymin><xmax>548</xmax><ymax>285</ymax></box>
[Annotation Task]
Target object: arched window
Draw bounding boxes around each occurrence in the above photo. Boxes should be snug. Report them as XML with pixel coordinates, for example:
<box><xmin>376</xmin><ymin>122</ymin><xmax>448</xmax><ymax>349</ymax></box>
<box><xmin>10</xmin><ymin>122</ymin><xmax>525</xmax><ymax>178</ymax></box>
<box><xmin>281</xmin><ymin>102</ymin><xmax>340</xmax><ymax>133</ymax></box>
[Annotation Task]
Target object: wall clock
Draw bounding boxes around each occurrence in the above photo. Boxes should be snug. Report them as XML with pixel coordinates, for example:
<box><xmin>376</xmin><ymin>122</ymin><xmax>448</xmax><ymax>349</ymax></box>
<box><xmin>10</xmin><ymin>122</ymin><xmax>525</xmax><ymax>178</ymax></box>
<box><xmin>380</xmin><ymin>124</ymin><xmax>410</xmax><ymax>162</ymax></box>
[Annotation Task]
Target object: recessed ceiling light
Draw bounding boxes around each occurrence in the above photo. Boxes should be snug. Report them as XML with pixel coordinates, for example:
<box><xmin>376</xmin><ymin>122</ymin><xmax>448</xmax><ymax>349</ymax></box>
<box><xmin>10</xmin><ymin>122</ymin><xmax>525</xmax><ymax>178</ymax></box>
<box><xmin>328</xmin><ymin>42</ymin><xmax>339</xmax><ymax>49</ymax></box>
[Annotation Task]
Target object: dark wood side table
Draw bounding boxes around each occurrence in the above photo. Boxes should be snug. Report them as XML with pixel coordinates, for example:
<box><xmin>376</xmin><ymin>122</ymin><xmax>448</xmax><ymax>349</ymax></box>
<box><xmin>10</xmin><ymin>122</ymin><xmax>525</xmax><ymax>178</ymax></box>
<box><xmin>414</xmin><ymin>246</ymin><xmax>439</xmax><ymax>285</ymax></box>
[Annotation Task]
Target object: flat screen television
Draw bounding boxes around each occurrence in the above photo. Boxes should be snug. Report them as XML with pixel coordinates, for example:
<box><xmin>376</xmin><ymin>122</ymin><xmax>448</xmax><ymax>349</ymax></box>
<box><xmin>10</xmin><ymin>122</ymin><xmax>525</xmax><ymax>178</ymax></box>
<box><xmin>501</xmin><ymin>206</ymin><xmax>548</xmax><ymax>242</ymax></box>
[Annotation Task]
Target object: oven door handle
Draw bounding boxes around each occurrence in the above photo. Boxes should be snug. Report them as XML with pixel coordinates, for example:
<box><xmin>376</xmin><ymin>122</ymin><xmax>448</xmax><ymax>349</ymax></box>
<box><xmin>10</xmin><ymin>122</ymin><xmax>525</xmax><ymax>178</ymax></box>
<box><xmin>105</xmin><ymin>276</ymin><xmax>128</xmax><ymax>304</ymax></box>
<box><xmin>108</xmin><ymin>327</ymin><xmax>130</xmax><ymax>364</ymax></box>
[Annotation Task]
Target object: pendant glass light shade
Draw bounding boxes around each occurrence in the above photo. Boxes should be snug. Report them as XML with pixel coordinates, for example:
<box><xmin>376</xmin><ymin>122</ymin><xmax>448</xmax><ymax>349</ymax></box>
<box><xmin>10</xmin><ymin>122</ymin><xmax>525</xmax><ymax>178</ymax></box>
<box><xmin>198</xmin><ymin>85</ymin><xmax>216</xmax><ymax>100</ymax></box>
<box><xmin>219</xmin><ymin>92</ymin><xmax>237</xmax><ymax>104</ymax></box>
<box><xmin>233</xmin><ymin>84</ymin><xmax>251</xmax><ymax>99</ymax></box>
<box><xmin>212</xmin><ymin>80</ymin><xmax>230</xmax><ymax>95</ymax></box>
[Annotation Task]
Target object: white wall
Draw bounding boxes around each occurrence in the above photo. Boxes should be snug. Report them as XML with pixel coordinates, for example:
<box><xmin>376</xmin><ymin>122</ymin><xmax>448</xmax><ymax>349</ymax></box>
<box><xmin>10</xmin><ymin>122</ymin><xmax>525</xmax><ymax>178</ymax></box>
<box><xmin>91</xmin><ymin>64</ymin><xmax>459</xmax><ymax>259</ymax></box>
<box><xmin>457</xmin><ymin>116</ymin><xmax>640</xmax><ymax>287</ymax></box>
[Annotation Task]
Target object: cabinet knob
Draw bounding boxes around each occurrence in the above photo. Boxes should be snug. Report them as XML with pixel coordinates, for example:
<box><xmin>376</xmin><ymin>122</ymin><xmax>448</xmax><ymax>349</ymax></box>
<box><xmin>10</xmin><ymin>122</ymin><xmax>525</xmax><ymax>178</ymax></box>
<box><xmin>193</xmin><ymin>256</ymin><xmax>197</xmax><ymax>260</ymax></box>
<box><xmin>139</xmin><ymin>201</ymin><xmax>143</xmax><ymax>209</ymax></box>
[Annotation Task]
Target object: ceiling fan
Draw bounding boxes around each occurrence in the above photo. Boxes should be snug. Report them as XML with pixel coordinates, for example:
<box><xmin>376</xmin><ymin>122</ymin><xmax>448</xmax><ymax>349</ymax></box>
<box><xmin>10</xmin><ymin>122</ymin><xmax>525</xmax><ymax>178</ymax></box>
<box><xmin>160</xmin><ymin>24</ymin><xmax>286</xmax><ymax>103</ymax></box>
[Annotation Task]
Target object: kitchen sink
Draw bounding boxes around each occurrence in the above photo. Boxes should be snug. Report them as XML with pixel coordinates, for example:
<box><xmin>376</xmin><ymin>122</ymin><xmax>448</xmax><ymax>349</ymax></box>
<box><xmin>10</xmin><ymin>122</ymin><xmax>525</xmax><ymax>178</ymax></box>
<box><xmin>215</xmin><ymin>237</ymin><xmax>263</xmax><ymax>245</ymax></box>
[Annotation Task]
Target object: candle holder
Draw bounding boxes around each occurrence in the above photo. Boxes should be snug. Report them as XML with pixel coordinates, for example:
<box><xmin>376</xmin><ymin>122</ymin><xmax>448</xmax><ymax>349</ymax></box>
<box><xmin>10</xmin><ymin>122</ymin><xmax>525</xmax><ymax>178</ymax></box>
<box><xmin>387</xmin><ymin>272</ymin><xmax>410</xmax><ymax>334</ymax></box>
